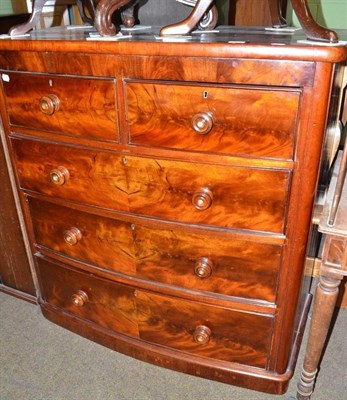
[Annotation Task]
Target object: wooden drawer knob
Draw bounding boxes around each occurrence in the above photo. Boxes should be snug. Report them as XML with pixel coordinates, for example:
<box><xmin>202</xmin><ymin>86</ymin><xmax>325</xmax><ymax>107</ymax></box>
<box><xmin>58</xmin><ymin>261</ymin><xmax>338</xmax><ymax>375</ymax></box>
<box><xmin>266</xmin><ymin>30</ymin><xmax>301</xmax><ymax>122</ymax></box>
<box><xmin>193</xmin><ymin>325</ymin><xmax>212</xmax><ymax>345</ymax></box>
<box><xmin>39</xmin><ymin>94</ymin><xmax>60</xmax><ymax>115</ymax></box>
<box><xmin>194</xmin><ymin>257</ymin><xmax>213</xmax><ymax>279</ymax></box>
<box><xmin>71</xmin><ymin>290</ymin><xmax>88</xmax><ymax>307</ymax></box>
<box><xmin>64</xmin><ymin>227</ymin><xmax>82</xmax><ymax>246</ymax></box>
<box><xmin>192</xmin><ymin>188</ymin><xmax>213</xmax><ymax>211</ymax></box>
<box><xmin>191</xmin><ymin>112</ymin><xmax>213</xmax><ymax>135</ymax></box>
<box><xmin>50</xmin><ymin>166</ymin><xmax>69</xmax><ymax>186</ymax></box>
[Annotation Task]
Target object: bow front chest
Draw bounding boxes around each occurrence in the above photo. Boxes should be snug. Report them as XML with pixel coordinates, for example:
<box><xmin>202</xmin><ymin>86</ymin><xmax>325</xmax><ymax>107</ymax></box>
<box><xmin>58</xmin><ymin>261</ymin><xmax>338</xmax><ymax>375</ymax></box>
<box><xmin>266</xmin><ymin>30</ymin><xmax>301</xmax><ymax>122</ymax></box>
<box><xmin>1</xmin><ymin>27</ymin><xmax>346</xmax><ymax>394</ymax></box>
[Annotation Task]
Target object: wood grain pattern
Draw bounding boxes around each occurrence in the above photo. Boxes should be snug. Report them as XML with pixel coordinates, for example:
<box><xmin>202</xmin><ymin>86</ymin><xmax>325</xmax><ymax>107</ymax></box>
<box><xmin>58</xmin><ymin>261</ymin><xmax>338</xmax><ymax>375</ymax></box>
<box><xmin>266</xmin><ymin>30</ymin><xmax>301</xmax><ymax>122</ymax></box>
<box><xmin>37</xmin><ymin>255</ymin><xmax>274</xmax><ymax>369</ymax></box>
<box><xmin>28</xmin><ymin>197</ymin><xmax>282</xmax><ymax>302</ymax></box>
<box><xmin>12</xmin><ymin>137</ymin><xmax>291</xmax><ymax>233</ymax></box>
<box><xmin>36</xmin><ymin>256</ymin><xmax>138</xmax><ymax>336</ymax></box>
<box><xmin>3</xmin><ymin>72</ymin><xmax>118</xmax><ymax>142</ymax></box>
<box><xmin>126</xmin><ymin>81</ymin><xmax>300</xmax><ymax>159</ymax></box>
<box><xmin>0</xmin><ymin>52</ymin><xmax>316</xmax><ymax>87</ymax></box>
<box><xmin>136</xmin><ymin>290</ymin><xmax>274</xmax><ymax>368</ymax></box>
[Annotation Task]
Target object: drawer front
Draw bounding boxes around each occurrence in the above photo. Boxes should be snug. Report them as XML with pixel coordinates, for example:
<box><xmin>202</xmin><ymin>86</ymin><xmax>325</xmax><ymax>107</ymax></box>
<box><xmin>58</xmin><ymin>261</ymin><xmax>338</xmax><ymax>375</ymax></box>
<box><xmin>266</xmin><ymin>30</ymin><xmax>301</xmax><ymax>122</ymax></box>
<box><xmin>2</xmin><ymin>72</ymin><xmax>118</xmax><ymax>142</ymax></box>
<box><xmin>29</xmin><ymin>197</ymin><xmax>282</xmax><ymax>302</ymax></box>
<box><xmin>13</xmin><ymin>138</ymin><xmax>291</xmax><ymax>233</ymax></box>
<box><xmin>126</xmin><ymin>82</ymin><xmax>300</xmax><ymax>159</ymax></box>
<box><xmin>37</xmin><ymin>257</ymin><xmax>139</xmax><ymax>336</ymax></box>
<box><xmin>137</xmin><ymin>290</ymin><xmax>274</xmax><ymax>368</ymax></box>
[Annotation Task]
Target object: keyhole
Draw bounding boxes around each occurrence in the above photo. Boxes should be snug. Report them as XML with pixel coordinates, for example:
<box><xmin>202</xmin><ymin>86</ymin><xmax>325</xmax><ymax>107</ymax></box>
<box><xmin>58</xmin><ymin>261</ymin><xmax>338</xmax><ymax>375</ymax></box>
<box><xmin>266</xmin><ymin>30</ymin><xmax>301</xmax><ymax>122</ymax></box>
<box><xmin>203</xmin><ymin>91</ymin><xmax>208</xmax><ymax>99</ymax></box>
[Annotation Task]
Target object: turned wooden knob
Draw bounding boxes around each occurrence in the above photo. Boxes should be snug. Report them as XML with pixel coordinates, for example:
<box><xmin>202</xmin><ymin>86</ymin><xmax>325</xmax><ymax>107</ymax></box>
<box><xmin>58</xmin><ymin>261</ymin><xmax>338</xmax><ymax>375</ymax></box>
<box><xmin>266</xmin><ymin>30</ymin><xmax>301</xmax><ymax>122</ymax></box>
<box><xmin>71</xmin><ymin>290</ymin><xmax>88</xmax><ymax>307</ymax></box>
<box><xmin>64</xmin><ymin>227</ymin><xmax>82</xmax><ymax>246</ymax></box>
<box><xmin>193</xmin><ymin>325</ymin><xmax>212</xmax><ymax>345</ymax></box>
<box><xmin>191</xmin><ymin>112</ymin><xmax>213</xmax><ymax>135</ymax></box>
<box><xmin>192</xmin><ymin>188</ymin><xmax>213</xmax><ymax>211</ymax></box>
<box><xmin>194</xmin><ymin>257</ymin><xmax>213</xmax><ymax>279</ymax></box>
<box><xmin>50</xmin><ymin>166</ymin><xmax>69</xmax><ymax>186</ymax></box>
<box><xmin>39</xmin><ymin>94</ymin><xmax>60</xmax><ymax>115</ymax></box>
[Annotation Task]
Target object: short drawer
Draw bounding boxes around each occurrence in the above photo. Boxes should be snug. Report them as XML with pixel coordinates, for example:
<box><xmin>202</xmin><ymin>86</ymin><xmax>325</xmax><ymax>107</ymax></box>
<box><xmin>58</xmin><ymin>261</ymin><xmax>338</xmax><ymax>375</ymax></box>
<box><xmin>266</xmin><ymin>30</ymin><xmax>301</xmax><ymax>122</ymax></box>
<box><xmin>137</xmin><ymin>290</ymin><xmax>274</xmax><ymax>368</ymax></box>
<box><xmin>126</xmin><ymin>81</ymin><xmax>300</xmax><ymax>159</ymax></box>
<box><xmin>2</xmin><ymin>72</ymin><xmax>118</xmax><ymax>142</ymax></box>
<box><xmin>29</xmin><ymin>197</ymin><xmax>282</xmax><ymax>302</ymax></box>
<box><xmin>13</xmin><ymin>137</ymin><xmax>291</xmax><ymax>233</ymax></box>
<box><xmin>37</xmin><ymin>257</ymin><xmax>138</xmax><ymax>336</ymax></box>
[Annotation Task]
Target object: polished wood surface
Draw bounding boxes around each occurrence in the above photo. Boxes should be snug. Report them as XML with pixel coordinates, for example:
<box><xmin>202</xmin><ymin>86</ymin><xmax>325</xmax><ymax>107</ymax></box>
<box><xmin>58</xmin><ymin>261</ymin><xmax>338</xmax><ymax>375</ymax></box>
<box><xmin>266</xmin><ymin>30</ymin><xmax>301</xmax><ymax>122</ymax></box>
<box><xmin>11</xmin><ymin>136</ymin><xmax>290</xmax><ymax>232</ymax></box>
<box><xmin>28</xmin><ymin>196</ymin><xmax>282</xmax><ymax>302</ymax></box>
<box><xmin>126</xmin><ymin>81</ymin><xmax>299</xmax><ymax>159</ymax></box>
<box><xmin>136</xmin><ymin>290</ymin><xmax>273</xmax><ymax>367</ymax></box>
<box><xmin>4</xmin><ymin>72</ymin><xmax>118</xmax><ymax>142</ymax></box>
<box><xmin>37</xmin><ymin>256</ymin><xmax>139</xmax><ymax>335</ymax></box>
<box><xmin>0</xmin><ymin>28</ymin><xmax>346</xmax><ymax>395</ymax></box>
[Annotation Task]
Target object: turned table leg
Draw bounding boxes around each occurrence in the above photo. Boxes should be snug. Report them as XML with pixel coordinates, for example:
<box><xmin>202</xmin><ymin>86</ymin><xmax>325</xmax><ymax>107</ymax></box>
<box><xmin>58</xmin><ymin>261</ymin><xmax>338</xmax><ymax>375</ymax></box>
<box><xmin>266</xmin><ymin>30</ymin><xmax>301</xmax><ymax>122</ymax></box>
<box><xmin>296</xmin><ymin>275</ymin><xmax>342</xmax><ymax>399</ymax></box>
<box><xmin>291</xmin><ymin>0</ymin><xmax>338</xmax><ymax>42</ymax></box>
<box><xmin>8</xmin><ymin>0</ymin><xmax>48</xmax><ymax>36</ymax></box>
<box><xmin>297</xmin><ymin>140</ymin><xmax>347</xmax><ymax>399</ymax></box>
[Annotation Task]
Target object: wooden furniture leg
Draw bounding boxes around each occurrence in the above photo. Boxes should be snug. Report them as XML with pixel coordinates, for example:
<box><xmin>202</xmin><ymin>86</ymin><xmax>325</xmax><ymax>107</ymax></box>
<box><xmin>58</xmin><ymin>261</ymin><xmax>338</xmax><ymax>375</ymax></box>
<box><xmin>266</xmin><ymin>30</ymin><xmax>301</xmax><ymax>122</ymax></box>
<box><xmin>76</xmin><ymin>0</ymin><xmax>96</xmax><ymax>24</ymax></box>
<box><xmin>268</xmin><ymin>0</ymin><xmax>288</xmax><ymax>28</ymax></box>
<box><xmin>121</xmin><ymin>5</ymin><xmax>136</xmax><ymax>28</ymax></box>
<box><xmin>94</xmin><ymin>0</ymin><xmax>133</xmax><ymax>35</ymax></box>
<box><xmin>296</xmin><ymin>274</ymin><xmax>342</xmax><ymax>399</ymax></box>
<box><xmin>8</xmin><ymin>0</ymin><xmax>48</xmax><ymax>36</ymax></box>
<box><xmin>160</xmin><ymin>0</ymin><xmax>214</xmax><ymax>35</ymax></box>
<box><xmin>291</xmin><ymin>0</ymin><xmax>338</xmax><ymax>43</ymax></box>
<box><xmin>297</xmin><ymin>145</ymin><xmax>347</xmax><ymax>399</ymax></box>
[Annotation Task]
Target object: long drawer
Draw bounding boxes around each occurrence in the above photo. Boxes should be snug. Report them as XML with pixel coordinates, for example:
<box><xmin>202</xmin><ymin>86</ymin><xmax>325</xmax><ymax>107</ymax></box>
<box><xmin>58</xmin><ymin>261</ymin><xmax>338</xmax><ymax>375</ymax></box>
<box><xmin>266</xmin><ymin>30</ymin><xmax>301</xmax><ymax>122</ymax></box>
<box><xmin>29</xmin><ymin>197</ymin><xmax>282</xmax><ymax>302</ymax></box>
<box><xmin>125</xmin><ymin>81</ymin><xmax>300</xmax><ymax>159</ymax></box>
<box><xmin>37</xmin><ymin>256</ymin><xmax>274</xmax><ymax>368</ymax></box>
<box><xmin>37</xmin><ymin>256</ymin><xmax>138</xmax><ymax>336</ymax></box>
<box><xmin>2</xmin><ymin>72</ymin><xmax>119</xmax><ymax>142</ymax></box>
<box><xmin>13</xmin><ymin>137</ymin><xmax>291</xmax><ymax>233</ymax></box>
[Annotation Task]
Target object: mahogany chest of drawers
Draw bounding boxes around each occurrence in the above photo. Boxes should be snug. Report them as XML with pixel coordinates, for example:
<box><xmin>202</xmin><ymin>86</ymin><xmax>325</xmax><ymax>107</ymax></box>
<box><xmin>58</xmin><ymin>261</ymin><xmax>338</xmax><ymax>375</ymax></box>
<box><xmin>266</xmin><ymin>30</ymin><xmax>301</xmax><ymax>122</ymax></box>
<box><xmin>0</xmin><ymin>27</ymin><xmax>346</xmax><ymax>395</ymax></box>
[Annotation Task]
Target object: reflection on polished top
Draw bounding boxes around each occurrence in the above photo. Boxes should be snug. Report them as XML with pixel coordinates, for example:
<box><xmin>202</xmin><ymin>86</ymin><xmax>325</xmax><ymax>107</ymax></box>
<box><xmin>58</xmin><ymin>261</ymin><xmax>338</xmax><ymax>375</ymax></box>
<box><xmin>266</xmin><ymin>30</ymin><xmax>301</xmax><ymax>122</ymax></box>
<box><xmin>0</xmin><ymin>26</ymin><xmax>346</xmax><ymax>62</ymax></box>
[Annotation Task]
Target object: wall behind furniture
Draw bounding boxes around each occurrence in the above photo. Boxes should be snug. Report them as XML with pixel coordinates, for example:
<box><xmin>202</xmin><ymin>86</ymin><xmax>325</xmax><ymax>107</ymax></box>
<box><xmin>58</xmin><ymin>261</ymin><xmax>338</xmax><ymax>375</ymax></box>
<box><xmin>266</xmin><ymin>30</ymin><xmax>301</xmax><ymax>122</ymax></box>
<box><xmin>0</xmin><ymin>0</ymin><xmax>12</xmax><ymax>16</ymax></box>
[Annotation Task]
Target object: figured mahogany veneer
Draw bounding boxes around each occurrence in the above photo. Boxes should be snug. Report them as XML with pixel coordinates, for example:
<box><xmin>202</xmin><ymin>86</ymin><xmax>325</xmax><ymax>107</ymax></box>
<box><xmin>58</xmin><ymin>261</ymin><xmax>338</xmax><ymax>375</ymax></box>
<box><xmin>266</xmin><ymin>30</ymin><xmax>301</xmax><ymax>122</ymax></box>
<box><xmin>28</xmin><ymin>197</ymin><xmax>282</xmax><ymax>302</ymax></box>
<box><xmin>37</xmin><ymin>256</ymin><xmax>274</xmax><ymax>368</ymax></box>
<box><xmin>3</xmin><ymin>72</ymin><xmax>118</xmax><ymax>142</ymax></box>
<box><xmin>126</xmin><ymin>81</ymin><xmax>300</xmax><ymax>159</ymax></box>
<box><xmin>12</xmin><ymin>136</ymin><xmax>290</xmax><ymax>233</ymax></box>
<box><xmin>1</xmin><ymin>30</ymin><xmax>346</xmax><ymax>396</ymax></box>
<box><xmin>37</xmin><ymin>256</ymin><xmax>138</xmax><ymax>336</ymax></box>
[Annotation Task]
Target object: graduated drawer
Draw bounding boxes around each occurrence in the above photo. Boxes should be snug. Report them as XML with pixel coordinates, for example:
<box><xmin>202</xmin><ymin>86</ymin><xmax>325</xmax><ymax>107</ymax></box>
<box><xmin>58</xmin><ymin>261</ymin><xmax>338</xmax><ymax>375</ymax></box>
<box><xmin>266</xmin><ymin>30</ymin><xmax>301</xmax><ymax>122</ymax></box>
<box><xmin>136</xmin><ymin>290</ymin><xmax>273</xmax><ymax>368</ymax></box>
<box><xmin>29</xmin><ymin>197</ymin><xmax>282</xmax><ymax>302</ymax></box>
<box><xmin>125</xmin><ymin>81</ymin><xmax>300</xmax><ymax>159</ymax></box>
<box><xmin>37</xmin><ymin>256</ymin><xmax>138</xmax><ymax>336</ymax></box>
<box><xmin>13</xmin><ymin>137</ymin><xmax>291</xmax><ymax>233</ymax></box>
<box><xmin>1</xmin><ymin>72</ymin><xmax>118</xmax><ymax>142</ymax></box>
<box><xmin>37</xmin><ymin>257</ymin><xmax>273</xmax><ymax>368</ymax></box>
